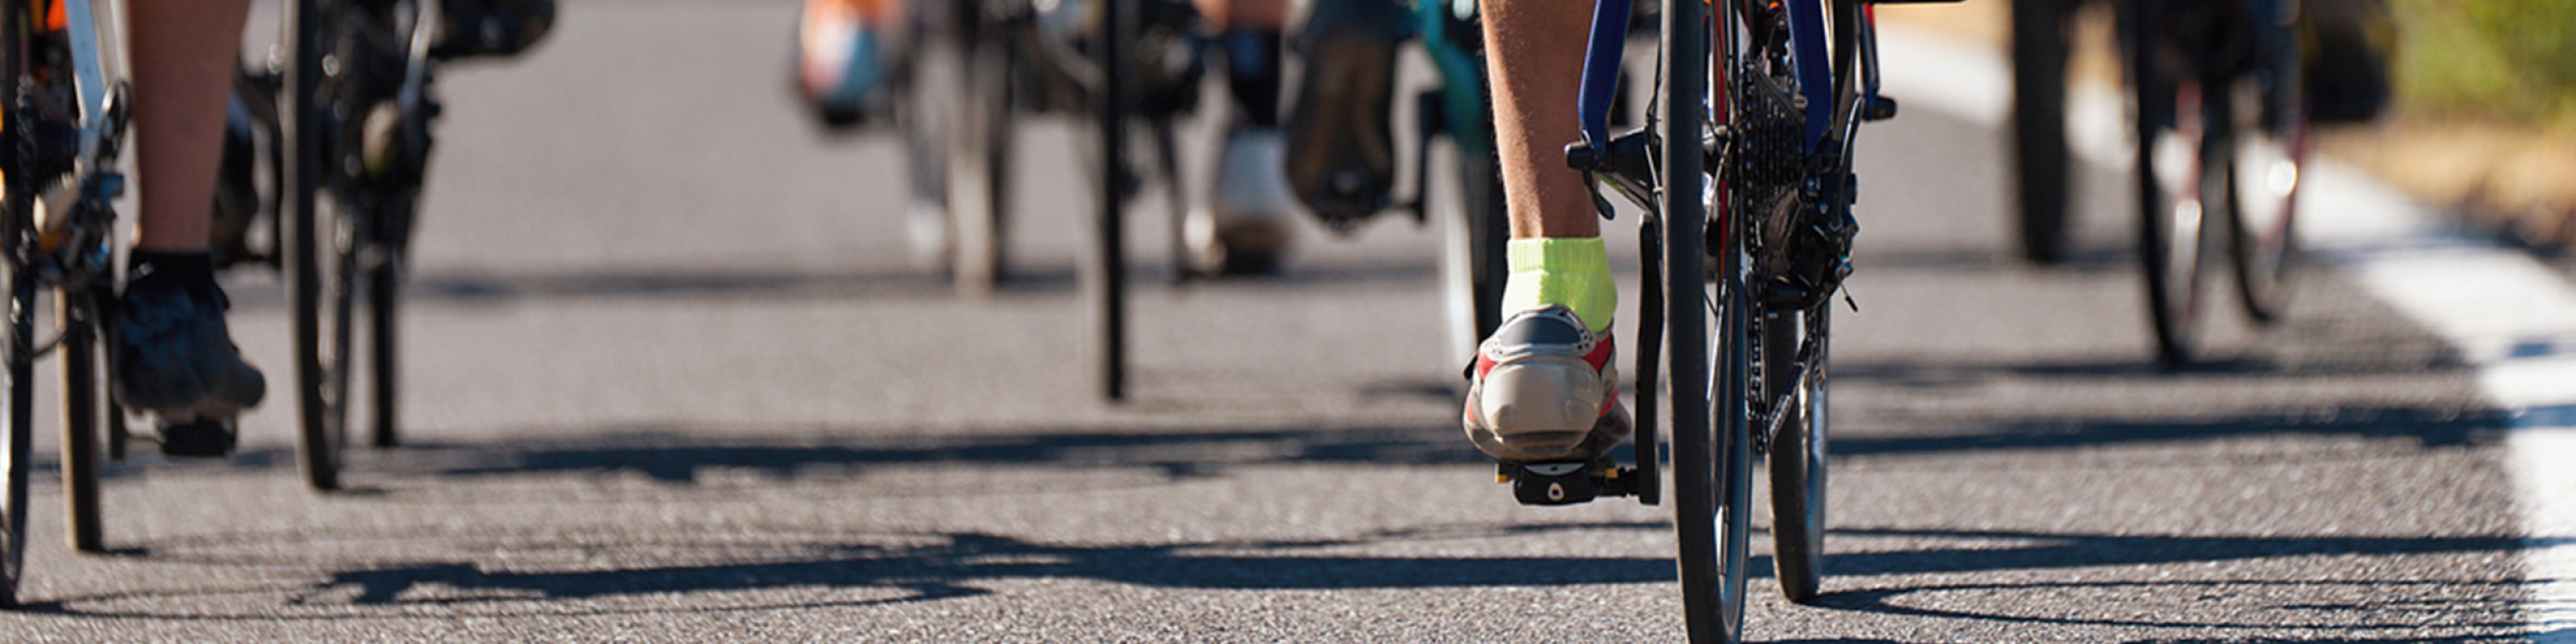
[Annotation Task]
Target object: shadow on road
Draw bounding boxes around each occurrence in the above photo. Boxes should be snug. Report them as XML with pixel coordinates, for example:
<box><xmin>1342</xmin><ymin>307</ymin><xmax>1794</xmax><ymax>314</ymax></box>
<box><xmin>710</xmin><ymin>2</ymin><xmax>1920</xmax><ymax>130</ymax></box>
<box><xmin>22</xmin><ymin>519</ymin><xmax>2543</xmax><ymax>632</ymax></box>
<box><xmin>1831</xmin><ymin>404</ymin><xmax>2512</xmax><ymax>456</ymax></box>
<box><xmin>369</xmin><ymin>423</ymin><xmax>1488</xmax><ymax>483</ymax></box>
<box><xmin>25</xmin><ymin>521</ymin><xmax>1673</xmax><ymax>620</ymax></box>
<box><xmin>222</xmin><ymin>256</ymin><xmax>1458</xmax><ymax>310</ymax></box>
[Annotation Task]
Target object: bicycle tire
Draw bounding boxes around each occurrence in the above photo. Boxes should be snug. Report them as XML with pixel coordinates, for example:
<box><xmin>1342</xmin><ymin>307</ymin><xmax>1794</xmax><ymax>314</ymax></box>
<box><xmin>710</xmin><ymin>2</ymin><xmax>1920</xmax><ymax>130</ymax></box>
<box><xmin>284</xmin><ymin>0</ymin><xmax>345</xmax><ymax>490</ymax></box>
<box><xmin>2010</xmin><ymin>0</ymin><xmax>2073</xmax><ymax>265</ymax></box>
<box><xmin>57</xmin><ymin>294</ymin><xmax>100</xmax><ymax>553</ymax></box>
<box><xmin>0</xmin><ymin>271</ymin><xmax>27</xmax><ymax>610</ymax></box>
<box><xmin>2129</xmin><ymin>0</ymin><xmax>2216</xmax><ymax>367</ymax></box>
<box><xmin>947</xmin><ymin>22</ymin><xmax>1013</xmax><ymax>298</ymax></box>
<box><xmin>368</xmin><ymin>257</ymin><xmax>398</xmax><ymax>448</ymax></box>
<box><xmin>2227</xmin><ymin>8</ymin><xmax>2304</xmax><ymax>325</ymax></box>
<box><xmin>1668</xmin><ymin>0</ymin><xmax>1749</xmax><ymax>641</ymax></box>
<box><xmin>1091</xmin><ymin>0</ymin><xmax>1131</xmax><ymax>401</ymax></box>
<box><xmin>0</xmin><ymin>0</ymin><xmax>32</xmax><ymax>605</ymax></box>
<box><xmin>1766</xmin><ymin>306</ymin><xmax>1827</xmax><ymax>605</ymax></box>
<box><xmin>1436</xmin><ymin>140</ymin><xmax>1510</xmax><ymax>374</ymax></box>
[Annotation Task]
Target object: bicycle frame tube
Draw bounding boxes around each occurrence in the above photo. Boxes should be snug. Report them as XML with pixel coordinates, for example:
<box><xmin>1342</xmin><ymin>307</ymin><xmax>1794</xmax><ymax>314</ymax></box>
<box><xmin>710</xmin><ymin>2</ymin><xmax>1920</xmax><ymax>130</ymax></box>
<box><xmin>1417</xmin><ymin>2</ymin><xmax>1492</xmax><ymax>160</ymax></box>
<box><xmin>1783</xmin><ymin>0</ymin><xmax>1831</xmax><ymax>151</ymax></box>
<box><xmin>65</xmin><ymin>0</ymin><xmax>113</xmax><ymax>167</ymax></box>
<box><xmin>1576</xmin><ymin>0</ymin><xmax>1631</xmax><ymax>151</ymax></box>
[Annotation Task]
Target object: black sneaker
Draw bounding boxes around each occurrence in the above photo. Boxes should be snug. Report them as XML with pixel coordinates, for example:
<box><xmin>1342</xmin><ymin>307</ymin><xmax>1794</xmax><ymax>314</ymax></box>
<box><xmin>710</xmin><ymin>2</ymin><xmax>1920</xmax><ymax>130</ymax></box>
<box><xmin>1283</xmin><ymin>0</ymin><xmax>1406</xmax><ymax>229</ymax></box>
<box><xmin>114</xmin><ymin>268</ymin><xmax>264</xmax><ymax>456</ymax></box>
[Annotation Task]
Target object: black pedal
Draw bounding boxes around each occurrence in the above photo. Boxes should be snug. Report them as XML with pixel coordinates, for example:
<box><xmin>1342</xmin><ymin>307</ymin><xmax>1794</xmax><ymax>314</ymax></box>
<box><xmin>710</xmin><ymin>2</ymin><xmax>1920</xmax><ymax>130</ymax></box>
<box><xmin>1862</xmin><ymin>95</ymin><xmax>1899</xmax><ymax>122</ymax></box>
<box><xmin>1503</xmin><ymin>460</ymin><xmax>1639</xmax><ymax>506</ymax></box>
<box><xmin>156</xmin><ymin>417</ymin><xmax>238</xmax><ymax>459</ymax></box>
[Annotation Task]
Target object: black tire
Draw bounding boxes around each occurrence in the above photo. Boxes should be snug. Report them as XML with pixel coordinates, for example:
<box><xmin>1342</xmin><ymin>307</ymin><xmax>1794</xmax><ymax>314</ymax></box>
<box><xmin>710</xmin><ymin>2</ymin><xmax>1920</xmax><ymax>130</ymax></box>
<box><xmin>57</xmin><ymin>295</ymin><xmax>100</xmax><ymax>554</ymax></box>
<box><xmin>0</xmin><ymin>270</ymin><xmax>28</xmax><ymax>610</ymax></box>
<box><xmin>2227</xmin><ymin>10</ymin><xmax>2304</xmax><ymax>325</ymax></box>
<box><xmin>0</xmin><ymin>0</ymin><xmax>32</xmax><ymax>605</ymax></box>
<box><xmin>1090</xmin><ymin>0</ymin><xmax>1130</xmax><ymax>401</ymax></box>
<box><xmin>1766</xmin><ymin>307</ymin><xmax>1827</xmax><ymax>605</ymax></box>
<box><xmin>367</xmin><ymin>258</ymin><xmax>398</xmax><ymax>448</ymax></box>
<box><xmin>284</xmin><ymin>0</ymin><xmax>348</xmax><ymax>490</ymax></box>
<box><xmin>946</xmin><ymin>22</ymin><xmax>1013</xmax><ymax>298</ymax></box>
<box><xmin>1436</xmin><ymin>140</ymin><xmax>1509</xmax><ymax>374</ymax></box>
<box><xmin>2129</xmin><ymin>1</ymin><xmax>2217</xmax><ymax>367</ymax></box>
<box><xmin>2010</xmin><ymin>0</ymin><xmax>2074</xmax><ymax>265</ymax></box>
<box><xmin>1669</xmin><ymin>0</ymin><xmax>1747</xmax><ymax>641</ymax></box>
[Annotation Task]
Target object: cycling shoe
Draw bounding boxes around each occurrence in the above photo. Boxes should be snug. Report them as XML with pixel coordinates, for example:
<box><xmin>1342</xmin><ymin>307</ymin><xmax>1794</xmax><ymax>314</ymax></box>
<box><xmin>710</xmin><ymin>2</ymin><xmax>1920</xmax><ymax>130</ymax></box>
<box><xmin>1284</xmin><ymin>0</ymin><xmax>1406</xmax><ymax>230</ymax></box>
<box><xmin>1464</xmin><ymin>306</ymin><xmax>1631</xmax><ymax>463</ymax></box>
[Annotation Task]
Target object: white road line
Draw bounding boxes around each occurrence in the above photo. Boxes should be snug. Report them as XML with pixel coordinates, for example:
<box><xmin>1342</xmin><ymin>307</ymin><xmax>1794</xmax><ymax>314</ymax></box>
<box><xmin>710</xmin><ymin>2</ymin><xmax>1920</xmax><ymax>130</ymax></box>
<box><xmin>1878</xmin><ymin>23</ymin><xmax>2576</xmax><ymax>641</ymax></box>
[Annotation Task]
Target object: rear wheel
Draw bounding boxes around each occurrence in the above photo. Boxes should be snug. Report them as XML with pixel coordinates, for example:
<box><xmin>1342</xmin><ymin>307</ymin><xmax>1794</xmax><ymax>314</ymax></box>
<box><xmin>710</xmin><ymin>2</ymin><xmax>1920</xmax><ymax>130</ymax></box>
<box><xmin>0</xmin><ymin>268</ymin><xmax>28</xmax><ymax>609</ymax></box>
<box><xmin>367</xmin><ymin>254</ymin><xmax>398</xmax><ymax>447</ymax></box>
<box><xmin>2130</xmin><ymin>2</ymin><xmax>2217</xmax><ymax>366</ymax></box>
<box><xmin>2227</xmin><ymin>9</ymin><xmax>2304</xmax><ymax>325</ymax></box>
<box><xmin>0</xmin><ymin>0</ymin><xmax>33</xmax><ymax>605</ymax></box>
<box><xmin>1436</xmin><ymin>138</ymin><xmax>1509</xmax><ymax>376</ymax></box>
<box><xmin>286</xmin><ymin>0</ymin><xmax>359</xmax><ymax>490</ymax></box>
<box><xmin>57</xmin><ymin>293</ymin><xmax>100</xmax><ymax>554</ymax></box>
<box><xmin>2010</xmin><ymin>0</ymin><xmax>2073</xmax><ymax>264</ymax></box>
<box><xmin>1765</xmin><ymin>307</ymin><xmax>1827</xmax><ymax>604</ymax></box>
<box><xmin>1670</xmin><ymin>0</ymin><xmax>1748</xmax><ymax>641</ymax></box>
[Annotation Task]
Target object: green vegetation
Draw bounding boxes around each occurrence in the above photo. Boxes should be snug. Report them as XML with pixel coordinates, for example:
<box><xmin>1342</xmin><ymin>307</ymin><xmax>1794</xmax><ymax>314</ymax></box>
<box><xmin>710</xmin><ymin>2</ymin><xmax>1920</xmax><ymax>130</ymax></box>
<box><xmin>2391</xmin><ymin>0</ymin><xmax>2576</xmax><ymax>127</ymax></box>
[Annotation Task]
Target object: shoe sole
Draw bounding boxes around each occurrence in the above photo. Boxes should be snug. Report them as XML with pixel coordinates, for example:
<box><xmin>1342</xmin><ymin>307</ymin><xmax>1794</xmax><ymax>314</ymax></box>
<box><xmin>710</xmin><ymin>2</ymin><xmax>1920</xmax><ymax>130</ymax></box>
<box><xmin>1285</xmin><ymin>32</ymin><xmax>1398</xmax><ymax>224</ymax></box>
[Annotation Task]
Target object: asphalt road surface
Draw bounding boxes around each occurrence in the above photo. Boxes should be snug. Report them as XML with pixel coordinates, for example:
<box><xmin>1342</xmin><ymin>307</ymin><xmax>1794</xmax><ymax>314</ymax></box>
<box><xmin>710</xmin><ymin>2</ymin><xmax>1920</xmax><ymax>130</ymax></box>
<box><xmin>0</xmin><ymin>2</ymin><xmax>2558</xmax><ymax>641</ymax></box>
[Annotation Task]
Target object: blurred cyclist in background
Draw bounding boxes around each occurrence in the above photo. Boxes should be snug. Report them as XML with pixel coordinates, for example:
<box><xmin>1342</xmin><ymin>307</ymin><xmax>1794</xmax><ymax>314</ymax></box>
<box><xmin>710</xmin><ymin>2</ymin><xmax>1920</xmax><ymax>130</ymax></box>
<box><xmin>795</xmin><ymin>0</ymin><xmax>1303</xmax><ymax>276</ymax></box>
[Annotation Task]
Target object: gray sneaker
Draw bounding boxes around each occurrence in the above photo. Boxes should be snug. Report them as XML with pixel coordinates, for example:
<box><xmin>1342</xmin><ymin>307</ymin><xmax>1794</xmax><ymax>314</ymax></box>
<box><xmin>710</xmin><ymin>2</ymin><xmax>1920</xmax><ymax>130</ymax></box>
<box><xmin>114</xmin><ymin>278</ymin><xmax>265</xmax><ymax>423</ymax></box>
<box><xmin>1463</xmin><ymin>306</ymin><xmax>1631</xmax><ymax>464</ymax></box>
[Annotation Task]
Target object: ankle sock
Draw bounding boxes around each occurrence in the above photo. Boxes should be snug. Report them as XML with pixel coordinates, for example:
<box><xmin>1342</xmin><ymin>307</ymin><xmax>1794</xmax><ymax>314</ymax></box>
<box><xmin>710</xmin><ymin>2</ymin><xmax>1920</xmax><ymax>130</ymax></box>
<box><xmin>1500</xmin><ymin>237</ymin><xmax>1617</xmax><ymax>336</ymax></box>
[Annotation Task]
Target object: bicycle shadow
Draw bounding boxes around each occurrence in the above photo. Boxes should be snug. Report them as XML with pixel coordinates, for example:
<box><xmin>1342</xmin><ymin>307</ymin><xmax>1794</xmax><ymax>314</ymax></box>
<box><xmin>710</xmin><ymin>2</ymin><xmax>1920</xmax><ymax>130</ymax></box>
<box><xmin>372</xmin><ymin>422</ymin><xmax>1487</xmax><ymax>486</ymax></box>
<box><xmin>1827</xmin><ymin>404</ymin><xmax>2512</xmax><ymax>457</ymax></box>
<box><xmin>25</xmin><ymin>520</ymin><xmax>1676</xmax><ymax>621</ymax></box>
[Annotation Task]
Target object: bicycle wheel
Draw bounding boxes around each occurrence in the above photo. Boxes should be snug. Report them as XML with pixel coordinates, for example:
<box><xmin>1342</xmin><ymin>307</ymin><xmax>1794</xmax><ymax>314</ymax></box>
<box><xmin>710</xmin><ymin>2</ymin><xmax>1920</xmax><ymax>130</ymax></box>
<box><xmin>367</xmin><ymin>253</ymin><xmax>398</xmax><ymax>448</ymax></box>
<box><xmin>283</xmin><ymin>0</ymin><xmax>351</xmax><ymax>490</ymax></box>
<box><xmin>2129</xmin><ymin>0</ymin><xmax>2219</xmax><ymax>366</ymax></box>
<box><xmin>2227</xmin><ymin>3</ymin><xmax>2304</xmax><ymax>325</ymax></box>
<box><xmin>2010</xmin><ymin>0</ymin><xmax>2073</xmax><ymax>265</ymax></box>
<box><xmin>57</xmin><ymin>291</ymin><xmax>100</xmax><ymax>554</ymax></box>
<box><xmin>0</xmin><ymin>0</ymin><xmax>32</xmax><ymax>605</ymax></box>
<box><xmin>0</xmin><ymin>265</ymin><xmax>27</xmax><ymax>610</ymax></box>
<box><xmin>1435</xmin><ymin>136</ymin><xmax>1509</xmax><ymax>374</ymax></box>
<box><xmin>946</xmin><ymin>15</ymin><xmax>1014</xmax><ymax>298</ymax></box>
<box><xmin>1765</xmin><ymin>306</ymin><xmax>1827</xmax><ymax>604</ymax></box>
<box><xmin>1668</xmin><ymin>0</ymin><xmax>1752</xmax><ymax>641</ymax></box>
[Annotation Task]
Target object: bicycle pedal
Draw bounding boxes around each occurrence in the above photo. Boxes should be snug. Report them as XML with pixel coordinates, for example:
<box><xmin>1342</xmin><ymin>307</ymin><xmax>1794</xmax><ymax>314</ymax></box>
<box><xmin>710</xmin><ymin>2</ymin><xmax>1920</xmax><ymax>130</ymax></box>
<box><xmin>155</xmin><ymin>416</ymin><xmax>238</xmax><ymax>459</ymax></box>
<box><xmin>1862</xmin><ymin>94</ymin><xmax>1899</xmax><ymax>122</ymax></box>
<box><xmin>1500</xmin><ymin>460</ymin><xmax>1638</xmax><ymax>506</ymax></box>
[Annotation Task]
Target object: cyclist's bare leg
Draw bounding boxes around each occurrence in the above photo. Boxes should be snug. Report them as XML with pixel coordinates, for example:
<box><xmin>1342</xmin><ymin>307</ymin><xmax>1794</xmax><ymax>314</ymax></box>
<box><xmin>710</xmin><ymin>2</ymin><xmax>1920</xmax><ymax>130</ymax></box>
<box><xmin>118</xmin><ymin>0</ymin><xmax>267</xmax><ymax>455</ymax></box>
<box><xmin>1482</xmin><ymin>0</ymin><xmax>1597</xmax><ymax>240</ymax></box>
<box><xmin>1461</xmin><ymin>0</ymin><xmax>1629</xmax><ymax>465</ymax></box>
<box><xmin>1185</xmin><ymin>0</ymin><xmax>1297</xmax><ymax>275</ymax></box>
<box><xmin>130</xmin><ymin>0</ymin><xmax>254</xmax><ymax>252</ymax></box>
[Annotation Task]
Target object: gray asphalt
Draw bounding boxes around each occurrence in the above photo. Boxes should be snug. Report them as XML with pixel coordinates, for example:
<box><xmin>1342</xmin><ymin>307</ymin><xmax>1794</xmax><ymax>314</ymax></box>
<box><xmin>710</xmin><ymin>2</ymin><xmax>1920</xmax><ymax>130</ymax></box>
<box><xmin>0</xmin><ymin>1</ymin><xmax>2536</xmax><ymax>641</ymax></box>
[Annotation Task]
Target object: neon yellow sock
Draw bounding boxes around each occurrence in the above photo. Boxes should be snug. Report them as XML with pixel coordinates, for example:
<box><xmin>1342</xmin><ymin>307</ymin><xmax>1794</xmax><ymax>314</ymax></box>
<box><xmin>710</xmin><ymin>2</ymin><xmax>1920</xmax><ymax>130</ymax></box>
<box><xmin>1500</xmin><ymin>237</ymin><xmax>1617</xmax><ymax>336</ymax></box>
